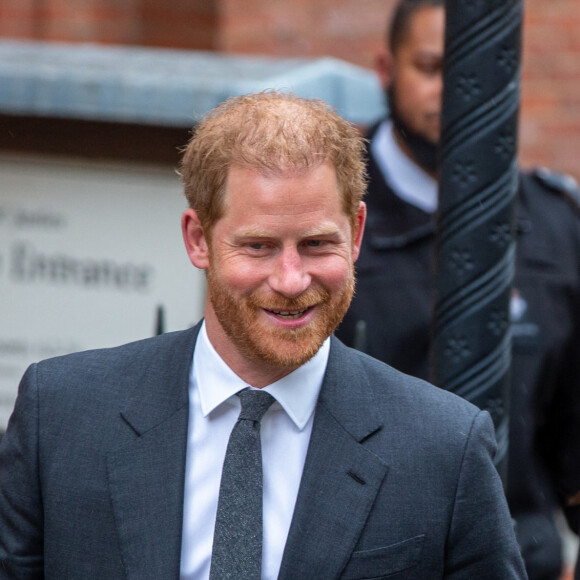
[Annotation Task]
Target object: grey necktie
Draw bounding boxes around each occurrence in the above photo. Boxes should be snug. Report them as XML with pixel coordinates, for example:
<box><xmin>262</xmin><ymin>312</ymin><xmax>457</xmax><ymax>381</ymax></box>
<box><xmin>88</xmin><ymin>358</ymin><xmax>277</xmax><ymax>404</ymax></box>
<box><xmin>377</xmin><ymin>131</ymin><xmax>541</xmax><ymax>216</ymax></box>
<box><xmin>209</xmin><ymin>388</ymin><xmax>275</xmax><ymax>580</ymax></box>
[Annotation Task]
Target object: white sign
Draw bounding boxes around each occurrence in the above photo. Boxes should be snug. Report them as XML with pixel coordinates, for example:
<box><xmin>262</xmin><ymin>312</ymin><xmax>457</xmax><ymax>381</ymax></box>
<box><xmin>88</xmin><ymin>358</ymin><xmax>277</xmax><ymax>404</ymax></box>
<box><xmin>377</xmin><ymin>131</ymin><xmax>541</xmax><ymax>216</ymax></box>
<box><xmin>0</xmin><ymin>155</ymin><xmax>206</xmax><ymax>428</ymax></box>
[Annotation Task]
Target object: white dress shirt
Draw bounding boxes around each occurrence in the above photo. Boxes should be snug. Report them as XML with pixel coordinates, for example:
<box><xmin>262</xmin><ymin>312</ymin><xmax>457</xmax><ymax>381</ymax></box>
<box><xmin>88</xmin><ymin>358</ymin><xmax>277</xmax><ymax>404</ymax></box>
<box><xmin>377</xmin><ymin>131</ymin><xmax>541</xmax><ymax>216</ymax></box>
<box><xmin>180</xmin><ymin>322</ymin><xmax>330</xmax><ymax>580</ymax></box>
<box><xmin>371</xmin><ymin>119</ymin><xmax>438</xmax><ymax>214</ymax></box>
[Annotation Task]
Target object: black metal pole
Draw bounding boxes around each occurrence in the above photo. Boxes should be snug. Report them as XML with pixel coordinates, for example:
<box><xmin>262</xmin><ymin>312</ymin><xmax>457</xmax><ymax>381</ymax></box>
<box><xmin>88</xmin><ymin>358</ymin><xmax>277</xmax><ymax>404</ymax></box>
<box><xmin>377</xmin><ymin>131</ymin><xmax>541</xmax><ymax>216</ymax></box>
<box><xmin>432</xmin><ymin>0</ymin><xmax>523</xmax><ymax>484</ymax></box>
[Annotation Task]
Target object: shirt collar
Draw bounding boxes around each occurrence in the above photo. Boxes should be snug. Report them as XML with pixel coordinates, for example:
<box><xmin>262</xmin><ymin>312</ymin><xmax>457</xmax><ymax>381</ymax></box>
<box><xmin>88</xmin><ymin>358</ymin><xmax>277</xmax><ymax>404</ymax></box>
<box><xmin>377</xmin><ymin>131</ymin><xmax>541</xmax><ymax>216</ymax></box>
<box><xmin>192</xmin><ymin>321</ymin><xmax>329</xmax><ymax>430</ymax></box>
<box><xmin>371</xmin><ymin>119</ymin><xmax>438</xmax><ymax>214</ymax></box>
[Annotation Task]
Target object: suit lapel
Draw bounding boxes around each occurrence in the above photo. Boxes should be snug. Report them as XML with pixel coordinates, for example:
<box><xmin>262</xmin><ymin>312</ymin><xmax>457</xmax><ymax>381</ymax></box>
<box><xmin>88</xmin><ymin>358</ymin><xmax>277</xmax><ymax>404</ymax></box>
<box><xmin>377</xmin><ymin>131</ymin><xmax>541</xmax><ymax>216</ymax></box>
<box><xmin>106</xmin><ymin>325</ymin><xmax>200</xmax><ymax>580</ymax></box>
<box><xmin>279</xmin><ymin>338</ymin><xmax>389</xmax><ymax>580</ymax></box>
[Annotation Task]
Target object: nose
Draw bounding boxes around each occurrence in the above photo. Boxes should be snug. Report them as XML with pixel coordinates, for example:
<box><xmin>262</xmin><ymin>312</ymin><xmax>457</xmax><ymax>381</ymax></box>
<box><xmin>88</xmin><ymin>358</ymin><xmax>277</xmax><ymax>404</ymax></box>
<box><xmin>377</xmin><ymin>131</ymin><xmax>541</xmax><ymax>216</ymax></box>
<box><xmin>268</xmin><ymin>247</ymin><xmax>311</xmax><ymax>298</ymax></box>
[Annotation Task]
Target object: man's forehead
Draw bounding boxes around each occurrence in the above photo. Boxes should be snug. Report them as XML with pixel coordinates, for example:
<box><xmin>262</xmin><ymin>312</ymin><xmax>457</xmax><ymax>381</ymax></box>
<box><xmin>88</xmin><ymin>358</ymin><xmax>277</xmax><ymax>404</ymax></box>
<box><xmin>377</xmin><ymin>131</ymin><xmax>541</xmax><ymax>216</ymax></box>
<box><xmin>222</xmin><ymin>161</ymin><xmax>340</xmax><ymax>200</ymax></box>
<box><xmin>399</xmin><ymin>6</ymin><xmax>445</xmax><ymax>50</ymax></box>
<box><xmin>217</xmin><ymin>163</ymin><xmax>351</xmax><ymax>233</ymax></box>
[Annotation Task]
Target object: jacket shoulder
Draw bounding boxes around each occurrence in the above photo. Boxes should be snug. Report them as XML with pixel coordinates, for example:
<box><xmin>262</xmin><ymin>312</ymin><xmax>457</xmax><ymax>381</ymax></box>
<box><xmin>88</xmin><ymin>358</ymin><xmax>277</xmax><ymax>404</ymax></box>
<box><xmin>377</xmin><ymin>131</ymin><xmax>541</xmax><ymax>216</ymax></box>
<box><xmin>524</xmin><ymin>167</ymin><xmax>580</xmax><ymax>213</ymax></box>
<box><xmin>30</xmin><ymin>325</ymin><xmax>200</xmax><ymax>406</ymax></box>
<box><xmin>330</xmin><ymin>337</ymin><xmax>482</xmax><ymax>425</ymax></box>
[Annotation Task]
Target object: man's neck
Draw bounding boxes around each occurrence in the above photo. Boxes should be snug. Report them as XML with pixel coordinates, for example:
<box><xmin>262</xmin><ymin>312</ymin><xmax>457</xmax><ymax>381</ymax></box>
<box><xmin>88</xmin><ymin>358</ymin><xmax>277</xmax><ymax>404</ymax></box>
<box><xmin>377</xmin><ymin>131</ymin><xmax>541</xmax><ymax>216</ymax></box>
<box><xmin>370</xmin><ymin>120</ymin><xmax>438</xmax><ymax>214</ymax></box>
<box><xmin>392</xmin><ymin>126</ymin><xmax>438</xmax><ymax>180</ymax></box>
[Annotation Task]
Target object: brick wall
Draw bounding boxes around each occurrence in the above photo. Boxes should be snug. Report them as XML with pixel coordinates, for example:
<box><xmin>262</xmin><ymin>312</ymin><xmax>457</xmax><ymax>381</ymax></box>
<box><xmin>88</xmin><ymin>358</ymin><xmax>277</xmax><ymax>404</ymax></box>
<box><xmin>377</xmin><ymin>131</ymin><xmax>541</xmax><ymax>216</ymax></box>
<box><xmin>520</xmin><ymin>0</ymin><xmax>580</xmax><ymax>181</ymax></box>
<box><xmin>0</xmin><ymin>0</ymin><xmax>578</xmax><ymax>182</ymax></box>
<box><xmin>217</xmin><ymin>0</ymin><xmax>389</xmax><ymax>71</ymax></box>
<box><xmin>0</xmin><ymin>0</ymin><xmax>219</xmax><ymax>49</ymax></box>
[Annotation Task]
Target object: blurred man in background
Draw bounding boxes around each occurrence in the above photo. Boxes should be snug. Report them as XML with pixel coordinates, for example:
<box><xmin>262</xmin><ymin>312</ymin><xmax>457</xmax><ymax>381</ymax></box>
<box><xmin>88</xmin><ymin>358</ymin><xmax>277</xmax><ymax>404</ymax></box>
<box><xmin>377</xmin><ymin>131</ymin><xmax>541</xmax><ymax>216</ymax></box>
<box><xmin>336</xmin><ymin>1</ymin><xmax>580</xmax><ymax>578</ymax></box>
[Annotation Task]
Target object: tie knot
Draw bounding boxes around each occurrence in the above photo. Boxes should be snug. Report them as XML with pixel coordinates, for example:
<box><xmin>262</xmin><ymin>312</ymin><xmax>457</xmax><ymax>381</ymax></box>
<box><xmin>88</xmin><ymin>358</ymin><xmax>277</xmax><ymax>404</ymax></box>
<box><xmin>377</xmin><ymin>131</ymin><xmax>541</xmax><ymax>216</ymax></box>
<box><xmin>238</xmin><ymin>389</ymin><xmax>275</xmax><ymax>422</ymax></box>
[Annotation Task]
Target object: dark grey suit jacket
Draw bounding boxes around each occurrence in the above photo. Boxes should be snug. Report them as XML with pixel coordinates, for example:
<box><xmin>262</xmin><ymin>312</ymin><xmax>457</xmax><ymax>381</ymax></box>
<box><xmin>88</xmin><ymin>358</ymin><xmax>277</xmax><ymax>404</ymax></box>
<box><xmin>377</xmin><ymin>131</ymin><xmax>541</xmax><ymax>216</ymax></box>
<box><xmin>0</xmin><ymin>323</ymin><xmax>526</xmax><ymax>579</ymax></box>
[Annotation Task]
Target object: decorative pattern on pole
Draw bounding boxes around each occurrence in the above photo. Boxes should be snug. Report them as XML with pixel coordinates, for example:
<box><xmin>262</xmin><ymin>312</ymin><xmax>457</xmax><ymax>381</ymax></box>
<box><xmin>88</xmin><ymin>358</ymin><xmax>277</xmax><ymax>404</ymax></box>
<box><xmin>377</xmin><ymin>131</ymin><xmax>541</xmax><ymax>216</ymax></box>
<box><xmin>432</xmin><ymin>0</ymin><xmax>523</xmax><ymax>484</ymax></box>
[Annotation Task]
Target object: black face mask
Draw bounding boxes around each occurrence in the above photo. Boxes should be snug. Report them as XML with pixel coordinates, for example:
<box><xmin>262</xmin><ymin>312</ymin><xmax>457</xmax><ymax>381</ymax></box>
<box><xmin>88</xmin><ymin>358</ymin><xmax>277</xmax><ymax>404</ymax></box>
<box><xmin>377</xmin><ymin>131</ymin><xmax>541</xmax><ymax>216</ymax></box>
<box><xmin>387</xmin><ymin>86</ymin><xmax>439</xmax><ymax>175</ymax></box>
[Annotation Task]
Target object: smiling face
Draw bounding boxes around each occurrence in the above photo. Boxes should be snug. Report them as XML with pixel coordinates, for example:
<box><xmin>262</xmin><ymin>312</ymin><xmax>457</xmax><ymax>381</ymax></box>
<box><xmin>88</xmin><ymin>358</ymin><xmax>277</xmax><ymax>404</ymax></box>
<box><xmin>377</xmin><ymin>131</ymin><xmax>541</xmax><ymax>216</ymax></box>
<box><xmin>182</xmin><ymin>161</ymin><xmax>365</xmax><ymax>386</ymax></box>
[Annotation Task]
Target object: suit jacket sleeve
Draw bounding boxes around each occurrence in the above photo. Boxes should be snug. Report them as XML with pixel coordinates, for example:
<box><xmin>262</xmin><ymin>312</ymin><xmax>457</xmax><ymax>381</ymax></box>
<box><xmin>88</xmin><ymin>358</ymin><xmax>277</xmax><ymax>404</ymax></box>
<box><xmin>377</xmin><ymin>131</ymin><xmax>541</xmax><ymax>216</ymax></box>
<box><xmin>445</xmin><ymin>410</ymin><xmax>525</xmax><ymax>579</ymax></box>
<box><xmin>0</xmin><ymin>364</ymin><xmax>44</xmax><ymax>578</ymax></box>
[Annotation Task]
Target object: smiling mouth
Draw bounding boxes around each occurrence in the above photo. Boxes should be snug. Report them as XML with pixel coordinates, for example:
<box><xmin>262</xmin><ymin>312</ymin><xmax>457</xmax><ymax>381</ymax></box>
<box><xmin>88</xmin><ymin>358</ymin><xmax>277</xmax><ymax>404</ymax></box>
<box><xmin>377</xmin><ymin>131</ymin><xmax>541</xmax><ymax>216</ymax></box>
<box><xmin>266</xmin><ymin>308</ymin><xmax>310</xmax><ymax>319</ymax></box>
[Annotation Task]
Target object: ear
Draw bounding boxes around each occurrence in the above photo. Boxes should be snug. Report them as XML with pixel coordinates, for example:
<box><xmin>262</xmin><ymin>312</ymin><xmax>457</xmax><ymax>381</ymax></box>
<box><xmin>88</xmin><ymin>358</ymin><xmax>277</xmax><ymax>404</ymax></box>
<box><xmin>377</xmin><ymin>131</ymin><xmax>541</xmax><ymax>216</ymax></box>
<box><xmin>182</xmin><ymin>209</ymin><xmax>210</xmax><ymax>270</ymax></box>
<box><xmin>376</xmin><ymin>48</ymin><xmax>394</xmax><ymax>92</ymax></box>
<box><xmin>352</xmin><ymin>202</ymin><xmax>367</xmax><ymax>263</ymax></box>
